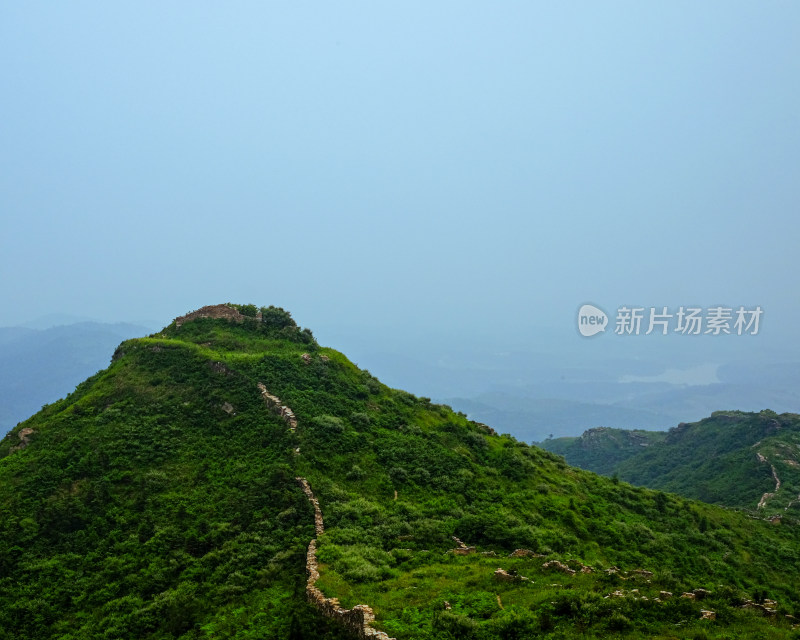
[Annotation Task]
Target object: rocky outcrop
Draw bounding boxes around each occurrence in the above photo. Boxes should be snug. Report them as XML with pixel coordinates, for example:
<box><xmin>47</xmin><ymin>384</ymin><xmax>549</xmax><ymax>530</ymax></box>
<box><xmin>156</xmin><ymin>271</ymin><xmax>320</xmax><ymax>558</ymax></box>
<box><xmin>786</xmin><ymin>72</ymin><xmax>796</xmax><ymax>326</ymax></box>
<box><xmin>258</xmin><ymin>383</ymin><xmax>297</xmax><ymax>430</ymax></box>
<box><xmin>604</xmin><ymin>588</ymin><xmax>708</xmax><ymax>607</ymax></box>
<box><xmin>539</xmin><ymin>559</ymin><xmax>594</xmax><ymax>575</ymax></box>
<box><xmin>296</xmin><ymin>477</ymin><xmax>395</xmax><ymax>640</ymax></box>
<box><xmin>602</xmin><ymin>566</ymin><xmax>656</xmax><ymax>580</ymax></box>
<box><xmin>604</xmin><ymin>589</ymin><xmax>645</xmax><ymax>601</ymax></box>
<box><xmin>474</xmin><ymin>422</ymin><xmax>498</xmax><ymax>436</ymax></box>
<box><xmin>742</xmin><ymin>598</ymin><xmax>779</xmax><ymax>616</ymax></box>
<box><xmin>494</xmin><ymin>568</ymin><xmax>529</xmax><ymax>582</ymax></box>
<box><xmin>9</xmin><ymin>427</ymin><xmax>35</xmax><ymax>453</ymax></box>
<box><xmin>174</xmin><ymin>304</ymin><xmax>253</xmax><ymax>327</ymax></box>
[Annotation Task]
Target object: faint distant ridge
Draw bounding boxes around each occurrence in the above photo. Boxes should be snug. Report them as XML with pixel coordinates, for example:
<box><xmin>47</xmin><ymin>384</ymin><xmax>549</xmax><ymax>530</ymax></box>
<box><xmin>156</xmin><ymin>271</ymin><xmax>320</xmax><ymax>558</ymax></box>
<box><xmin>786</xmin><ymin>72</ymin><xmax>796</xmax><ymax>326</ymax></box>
<box><xmin>0</xmin><ymin>320</ymin><xmax>152</xmax><ymax>433</ymax></box>
<box><xmin>14</xmin><ymin>313</ymin><xmax>96</xmax><ymax>330</ymax></box>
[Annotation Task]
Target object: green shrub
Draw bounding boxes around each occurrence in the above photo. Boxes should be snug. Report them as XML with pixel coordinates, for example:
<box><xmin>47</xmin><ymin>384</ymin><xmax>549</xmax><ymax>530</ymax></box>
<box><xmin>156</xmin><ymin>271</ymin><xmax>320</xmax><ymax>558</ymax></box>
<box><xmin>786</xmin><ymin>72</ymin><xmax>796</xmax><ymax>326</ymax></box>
<box><xmin>260</xmin><ymin>306</ymin><xmax>296</xmax><ymax>329</ymax></box>
<box><xmin>350</xmin><ymin>412</ymin><xmax>371</xmax><ymax>429</ymax></box>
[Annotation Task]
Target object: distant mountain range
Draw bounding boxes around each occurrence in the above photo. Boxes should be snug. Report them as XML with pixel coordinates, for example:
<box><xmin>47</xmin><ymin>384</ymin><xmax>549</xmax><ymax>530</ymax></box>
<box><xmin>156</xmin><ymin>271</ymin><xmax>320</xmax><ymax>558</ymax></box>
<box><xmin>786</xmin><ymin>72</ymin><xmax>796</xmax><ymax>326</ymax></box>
<box><xmin>444</xmin><ymin>379</ymin><xmax>800</xmax><ymax>443</ymax></box>
<box><xmin>0</xmin><ymin>321</ymin><xmax>153</xmax><ymax>433</ymax></box>
<box><xmin>349</xmin><ymin>346</ymin><xmax>800</xmax><ymax>443</ymax></box>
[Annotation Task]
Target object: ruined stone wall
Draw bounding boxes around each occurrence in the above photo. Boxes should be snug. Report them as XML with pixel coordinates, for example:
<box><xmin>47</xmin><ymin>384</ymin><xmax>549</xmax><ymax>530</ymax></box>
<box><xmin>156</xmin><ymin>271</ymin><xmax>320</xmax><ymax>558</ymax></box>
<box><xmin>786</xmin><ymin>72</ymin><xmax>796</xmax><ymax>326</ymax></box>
<box><xmin>9</xmin><ymin>427</ymin><xmax>35</xmax><ymax>453</ymax></box>
<box><xmin>257</xmin><ymin>383</ymin><xmax>297</xmax><ymax>430</ymax></box>
<box><xmin>256</xmin><ymin>375</ymin><xmax>394</xmax><ymax>638</ymax></box>
<box><xmin>296</xmin><ymin>477</ymin><xmax>396</xmax><ymax>640</ymax></box>
<box><xmin>174</xmin><ymin>304</ymin><xmax>253</xmax><ymax>327</ymax></box>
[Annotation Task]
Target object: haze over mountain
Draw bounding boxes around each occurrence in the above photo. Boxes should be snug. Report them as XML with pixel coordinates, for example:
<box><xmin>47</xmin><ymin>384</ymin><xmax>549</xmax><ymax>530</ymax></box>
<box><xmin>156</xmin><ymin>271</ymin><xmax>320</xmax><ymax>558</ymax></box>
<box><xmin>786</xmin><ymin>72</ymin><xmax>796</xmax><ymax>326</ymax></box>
<box><xmin>2</xmin><ymin>305</ymin><xmax>800</xmax><ymax>639</ymax></box>
<box><xmin>332</xmin><ymin>329</ymin><xmax>800</xmax><ymax>441</ymax></box>
<box><xmin>2</xmin><ymin>3</ymin><xmax>799</xmax><ymax>379</ymax></box>
<box><xmin>3</xmin><ymin>4</ymin><xmax>800</xmax><ymax>453</ymax></box>
<box><xmin>3</xmin><ymin>3</ymin><xmax>798</xmax><ymax>636</ymax></box>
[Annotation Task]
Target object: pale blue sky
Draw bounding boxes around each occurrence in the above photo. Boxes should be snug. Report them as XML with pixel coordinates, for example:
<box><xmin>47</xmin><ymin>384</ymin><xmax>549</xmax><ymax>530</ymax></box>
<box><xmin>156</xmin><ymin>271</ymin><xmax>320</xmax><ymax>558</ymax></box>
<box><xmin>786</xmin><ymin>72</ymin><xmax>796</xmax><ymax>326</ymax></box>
<box><xmin>2</xmin><ymin>3</ymin><xmax>799</xmax><ymax>358</ymax></box>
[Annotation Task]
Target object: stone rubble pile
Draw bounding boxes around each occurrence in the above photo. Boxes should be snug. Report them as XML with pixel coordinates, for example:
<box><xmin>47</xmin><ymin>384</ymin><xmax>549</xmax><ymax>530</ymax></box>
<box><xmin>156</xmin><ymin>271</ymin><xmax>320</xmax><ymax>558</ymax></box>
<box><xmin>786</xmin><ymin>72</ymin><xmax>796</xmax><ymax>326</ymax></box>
<box><xmin>449</xmin><ymin>535</ymin><xmax>477</xmax><ymax>555</ymax></box>
<box><xmin>742</xmin><ymin>598</ymin><xmax>779</xmax><ymax>616</ymax></box>
<box><xmin>493</xmin><ymin>568</ymin><xmax>530</xmax><ymax>582</ymax></box>
<box><xmin>541</xmin><ymin>560</ymin><xmax>576</xmax><ymax>575</ymax></box>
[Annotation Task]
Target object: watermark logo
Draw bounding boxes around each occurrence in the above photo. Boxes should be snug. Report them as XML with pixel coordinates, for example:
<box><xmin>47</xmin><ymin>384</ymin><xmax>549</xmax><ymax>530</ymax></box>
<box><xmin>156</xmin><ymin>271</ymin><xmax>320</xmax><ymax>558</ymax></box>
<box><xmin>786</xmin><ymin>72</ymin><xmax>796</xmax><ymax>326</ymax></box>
<box><xmin>577</xmin><ymin>304</ymin><xmax>608</xmax><ymax>337</ymax></box>
<box><xmin>578</xmin><ymin>304</ymin><xmax>763</xmax><ymax>337</ymax></box>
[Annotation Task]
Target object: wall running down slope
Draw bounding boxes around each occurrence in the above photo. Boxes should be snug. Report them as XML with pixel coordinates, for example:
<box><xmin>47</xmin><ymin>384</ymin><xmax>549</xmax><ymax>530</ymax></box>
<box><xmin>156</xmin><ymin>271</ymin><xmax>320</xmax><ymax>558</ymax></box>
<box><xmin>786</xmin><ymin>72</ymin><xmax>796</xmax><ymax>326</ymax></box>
<box><xmin>296</xmin><ymin>477</ymin><xmax>395</xmax><ymax>640</ymax></box>
<box><xmin>257</xmin><ymin>380</ymin><xmax>395</xmax><ymax>639</ymax></box>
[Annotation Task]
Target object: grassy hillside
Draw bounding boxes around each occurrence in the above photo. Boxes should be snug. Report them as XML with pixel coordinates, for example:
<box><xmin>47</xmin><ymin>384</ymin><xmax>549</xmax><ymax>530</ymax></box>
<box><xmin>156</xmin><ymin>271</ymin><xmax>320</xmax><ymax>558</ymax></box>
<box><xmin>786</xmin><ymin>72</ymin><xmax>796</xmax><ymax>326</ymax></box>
<box><xmin>2</xmin><ymin>305</ymin><xmax>800</xmax><ymax>639</ymax></box>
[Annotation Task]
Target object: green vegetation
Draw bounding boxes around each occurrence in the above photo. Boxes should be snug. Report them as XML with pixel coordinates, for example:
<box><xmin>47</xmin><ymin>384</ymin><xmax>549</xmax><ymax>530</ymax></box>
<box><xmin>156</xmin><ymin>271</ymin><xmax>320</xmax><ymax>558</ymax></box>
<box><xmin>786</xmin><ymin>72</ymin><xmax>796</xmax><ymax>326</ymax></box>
<box><xmin>540</xmin><ymin>412</ymin><xmax>800</xmax><ymax>516</ymax></box>
<box><xmin>539</xmin><ymin>428</ymin><xmax>666</xmax><ymax>476</ymax></box>
<box><xmin>2</xmin><ymin>305</ymin><xmax>800</xmax><ymax>639</ymax></box>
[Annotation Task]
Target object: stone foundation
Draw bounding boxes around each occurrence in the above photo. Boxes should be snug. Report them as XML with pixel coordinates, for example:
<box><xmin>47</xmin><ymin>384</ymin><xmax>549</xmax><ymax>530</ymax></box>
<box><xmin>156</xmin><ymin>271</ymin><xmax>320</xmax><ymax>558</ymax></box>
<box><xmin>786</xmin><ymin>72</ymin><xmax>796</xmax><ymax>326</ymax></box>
<box><xmin>174</xmin><ymin>304</ymin><xmax>254</xmax><ymax>327</ymax></box>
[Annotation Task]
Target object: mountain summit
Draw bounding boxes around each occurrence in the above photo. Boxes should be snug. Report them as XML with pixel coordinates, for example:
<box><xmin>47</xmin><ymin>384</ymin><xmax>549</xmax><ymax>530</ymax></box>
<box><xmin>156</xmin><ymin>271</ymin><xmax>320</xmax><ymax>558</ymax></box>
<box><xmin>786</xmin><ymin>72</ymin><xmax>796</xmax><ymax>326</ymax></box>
<box><xmin>2</xmin><ymin>304</ymin><xmax>800</xmax><ymax>639</ymax></box>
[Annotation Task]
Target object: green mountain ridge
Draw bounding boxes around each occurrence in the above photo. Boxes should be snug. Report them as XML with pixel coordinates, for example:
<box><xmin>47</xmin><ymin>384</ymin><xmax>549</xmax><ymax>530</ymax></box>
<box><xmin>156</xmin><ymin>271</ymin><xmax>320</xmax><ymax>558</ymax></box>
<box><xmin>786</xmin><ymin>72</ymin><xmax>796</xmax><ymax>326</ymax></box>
<box><xmin>536</xmin><ymin>428</ymin><xmax>667</xmax><ymax>477</ymax></box>
<box><xmin>539</xmin><ymin>412</ymin><xmax>800</xmax><ymax>516</ymax></box>
<box><xmin>3</xmin><ymin>304</ymin><xmax>800</xmax><ymax>639</ymax></box>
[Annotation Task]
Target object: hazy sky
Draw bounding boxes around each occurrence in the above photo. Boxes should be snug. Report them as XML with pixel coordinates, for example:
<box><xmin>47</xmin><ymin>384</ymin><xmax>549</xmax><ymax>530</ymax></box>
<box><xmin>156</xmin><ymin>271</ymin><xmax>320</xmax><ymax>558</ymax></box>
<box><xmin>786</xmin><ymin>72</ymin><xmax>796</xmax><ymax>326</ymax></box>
<box><xmin>2</xmin><ymin>3</ymin><xmax>799</xmax><ymax>354</ymax></box>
